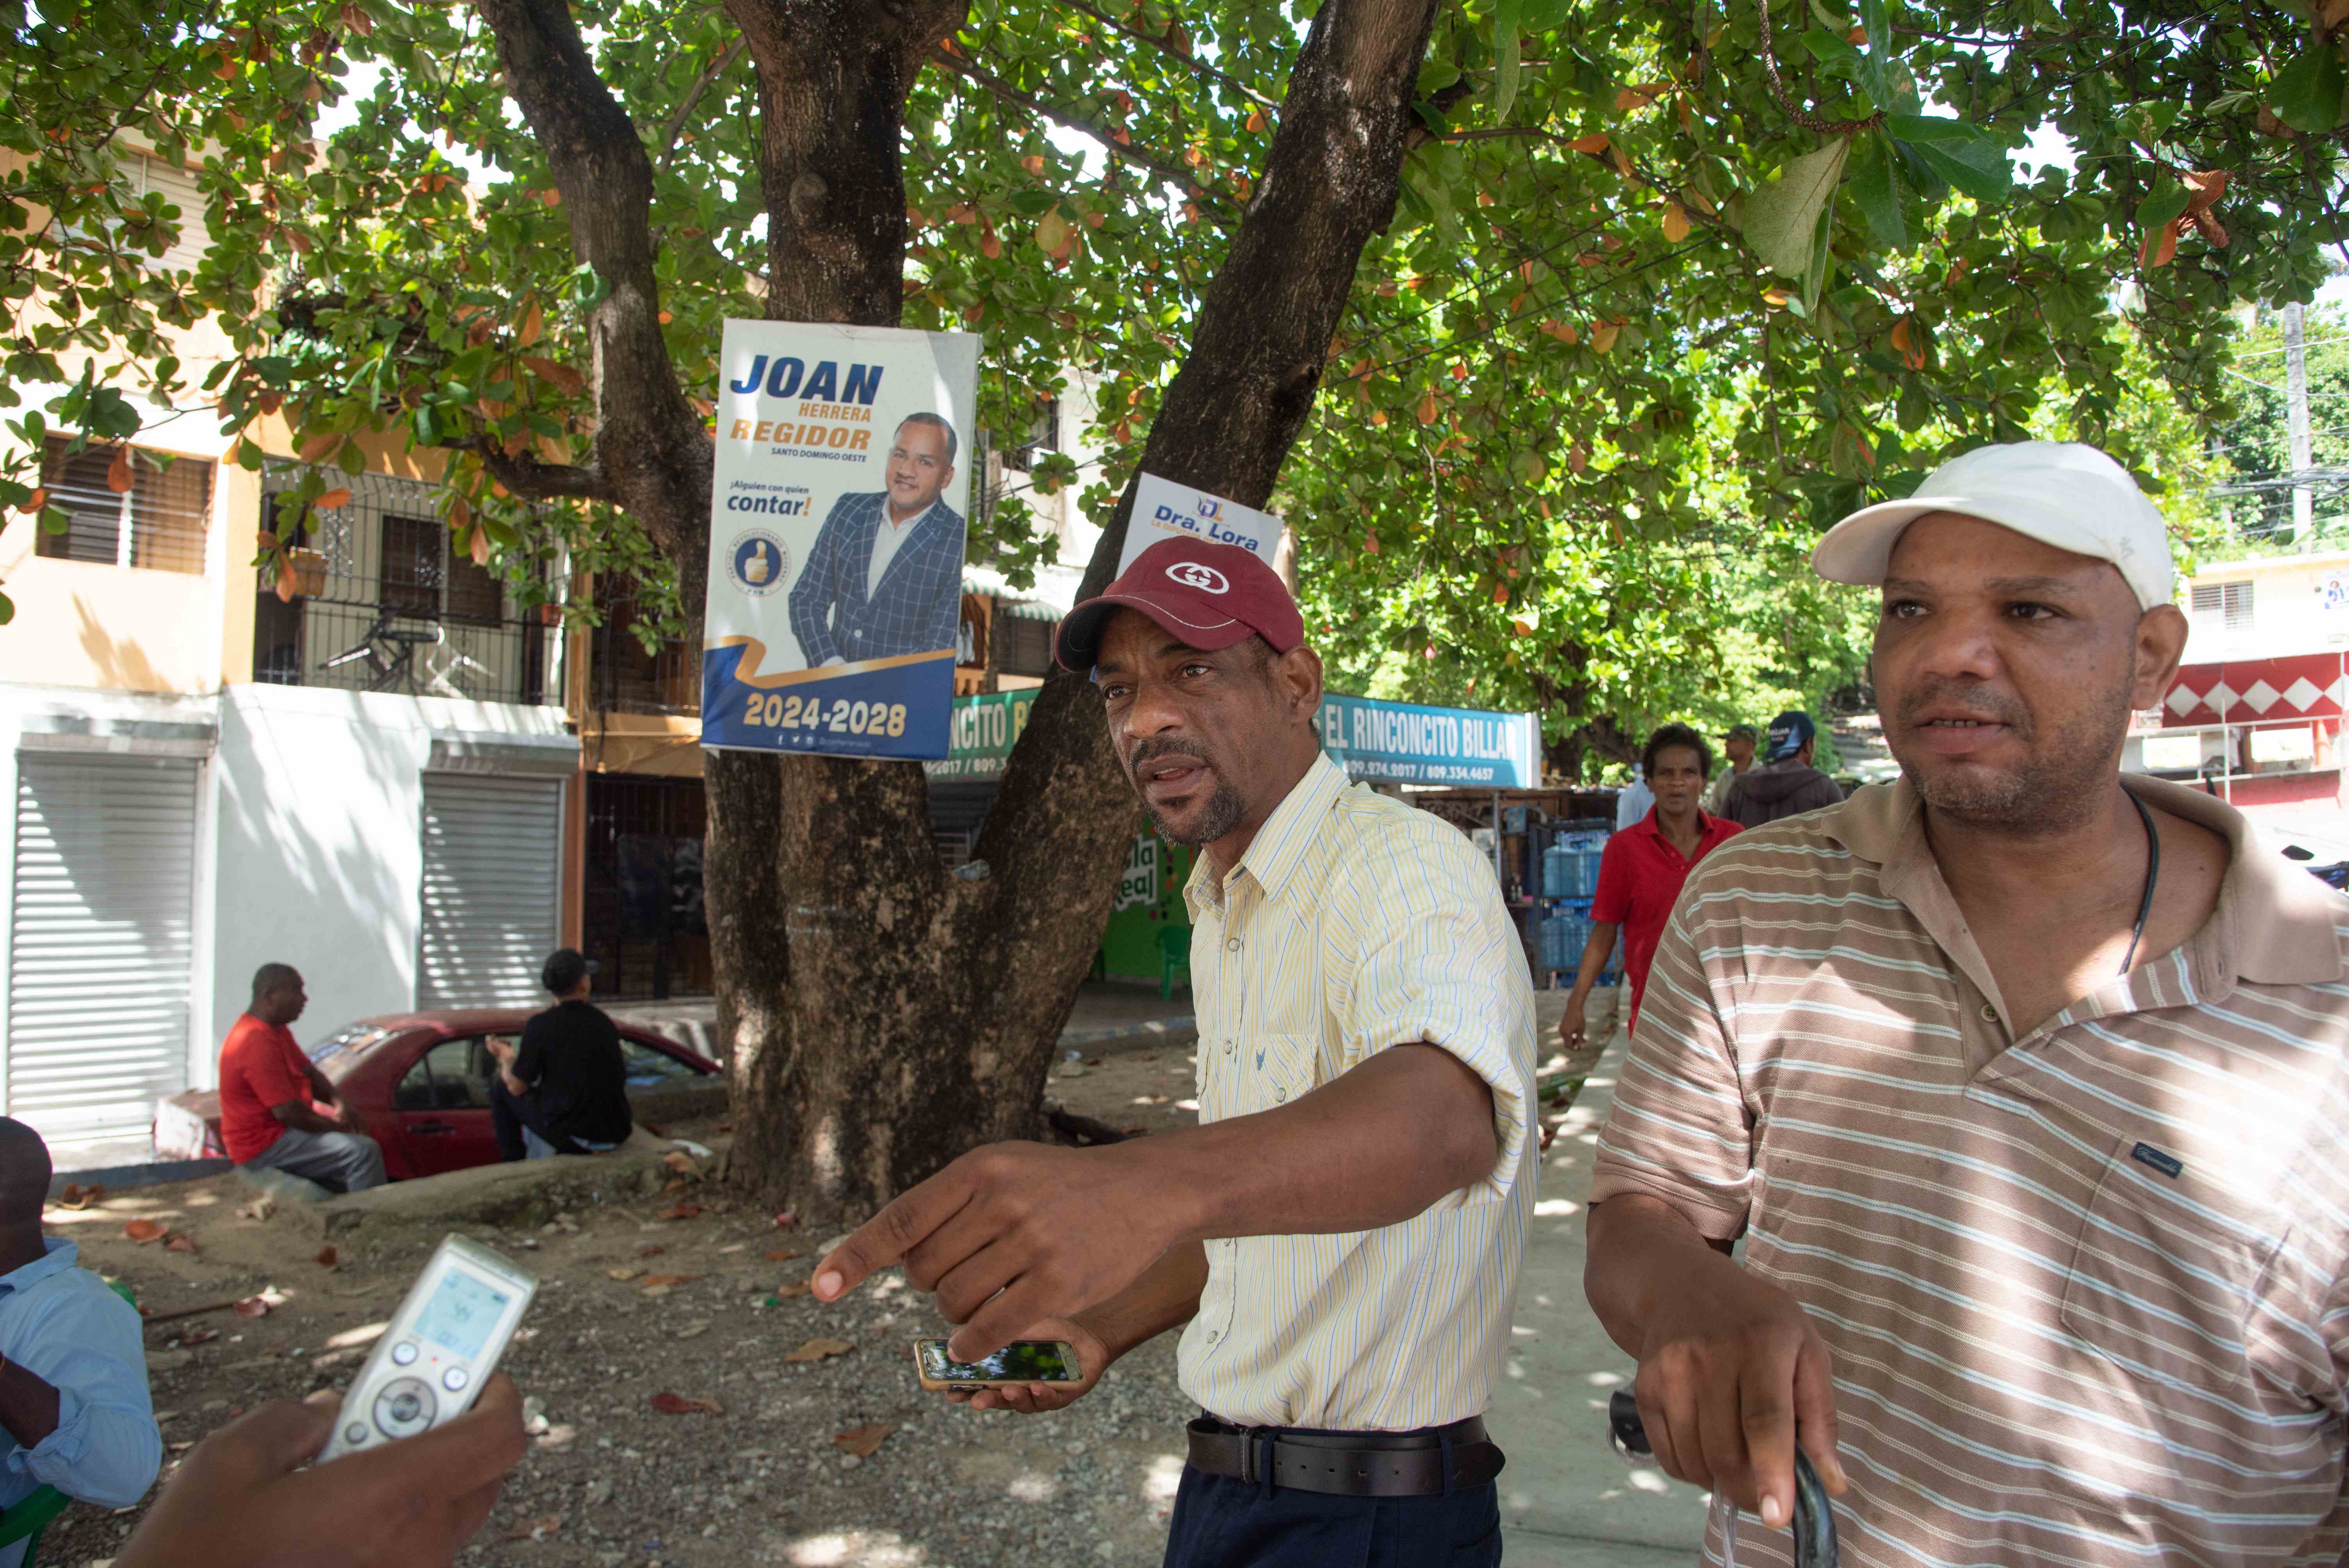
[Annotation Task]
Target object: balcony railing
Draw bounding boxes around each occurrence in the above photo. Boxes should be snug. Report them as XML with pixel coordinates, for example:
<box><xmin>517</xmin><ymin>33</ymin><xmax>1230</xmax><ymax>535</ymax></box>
<box><xmin>251</xmin><ymin>466</ymin><xmax>561</xmax><ymax>707</ymax></box>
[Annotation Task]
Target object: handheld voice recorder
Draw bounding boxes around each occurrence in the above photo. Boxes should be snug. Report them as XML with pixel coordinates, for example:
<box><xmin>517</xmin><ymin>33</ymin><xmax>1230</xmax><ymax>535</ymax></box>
<box><xmin>316</xmin><ymin>1233</ymin><xmax>536</xmax><ymax>1463</ymax></box>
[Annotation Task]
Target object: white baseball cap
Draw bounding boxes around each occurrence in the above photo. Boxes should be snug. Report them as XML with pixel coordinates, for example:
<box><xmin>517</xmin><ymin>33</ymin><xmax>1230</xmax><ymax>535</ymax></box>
<box><xmin>1810</xmin><ymin>440</ymin><xmax>2176</xmax><ymax>609</ymax></box>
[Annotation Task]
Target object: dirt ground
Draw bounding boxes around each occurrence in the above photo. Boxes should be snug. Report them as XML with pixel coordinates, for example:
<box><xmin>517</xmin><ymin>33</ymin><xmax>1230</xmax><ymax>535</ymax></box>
<box><xmin>48</xmin><ymin>1046</ymin><xmax>1215</xmax><ymax>1568</ymax></box>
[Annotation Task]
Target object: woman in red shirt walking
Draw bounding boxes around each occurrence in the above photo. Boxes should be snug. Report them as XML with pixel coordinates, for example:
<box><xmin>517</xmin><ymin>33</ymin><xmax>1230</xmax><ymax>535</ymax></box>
<box><xmin>1560</xmin><ymin>723</ymin><xmax>1741</xmax><ymax>1047</ymax></box>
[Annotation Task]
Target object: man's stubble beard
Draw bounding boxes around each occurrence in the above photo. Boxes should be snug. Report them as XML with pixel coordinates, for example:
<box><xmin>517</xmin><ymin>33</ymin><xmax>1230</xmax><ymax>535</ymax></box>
<box><xmin>1898</xmin><ymin>673</ymin><xmax>2135</xmax><ymax>835</ymax></box>
<box><xmin>1127</xmin><ymin>738</ymin><xmax>1249</xmax><ymax>847</ymax></box>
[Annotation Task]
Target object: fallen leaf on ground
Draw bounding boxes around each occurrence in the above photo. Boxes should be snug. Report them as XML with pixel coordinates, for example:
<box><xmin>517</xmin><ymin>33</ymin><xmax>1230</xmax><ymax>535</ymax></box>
<box><xmin>503</xmin><ymin>1514</ymin><xmax>564</xmax><ymax>1541</ymax></box>
<box><xmin>314</xmin><ymin>1245</ymin><xmax>338</xmax><ymax>1267</ymax></box>
<box><xmin>59</xmin><ymin>1183</ymin><xmax>104</xmax><ymax>1210</ymax></box>
<box><xmin>661</xmin><ymin>1151</ymin><xmax>697</xmax><ymax>1174</ymax></box>
<box><xmin>772</xmin><ymin>1212</ymin><xmax>798</xmax><ymax>1229</ymax></box>
<box><xmin>641</xmin><ymin>1273</ymin><xmax>701</xmax><ymax>1288</ymax></box>
<box><xmin>715</xmin><ymin>1122</ymin><xmax>734</xmax><ymax>1132</ymax></box>
<box><xmin>125</xmin><ymin>1219</ymin><xmax>166</xmax><ymax>1243</ymax></box>
<box><xmin>771</xmin><ymin>1282</ymin><xmax>811</xmax><ymax>1298</ymax></box>
<box><xmin>606</xmin><ymin>1267</ymin><xmax>642</xmax><ymax>1282</ymax></box>
<box><xmin>782</xmin><ymin>1338</ymin><xmax>854</xmax><ymax>1363</ymax></box>
<box><xmin>763</xmin><ymin>1249</ymin><xmax>805</xmax><ymax>1262</ymax></box>
<box><xmin>649</xmin><ymin>1392</ymin><xmax>723</xmax><ymax>1415</ymax></box>
<box><xmin>834</xmin><ymin>1422</ymin><xmax>893</xmax><ymax>1458</ymax></box>
<box><xmin>636</xmin><ymin>1245</ymin><xmax>666</xmax><ymax>1258</ymax></box>
<box><xmin>176</xmin><ymin>1328</ymin><xmax>219</xmax><ymax>1346</ymax></box>
<box><xmin>232</xmin><ymin>1296</ymin><xmax>269</xmax><ymax>1318</ymax></box>
<box><xmin>675</xmin><ymin>1321</ymin><xmax>710</xmax><ymax>1340</ymax></box>
<box><xmin>164</xmin><ymin>1233</ymin><xmax>198</xmax><ymax>1253</ymax></box>
<box><xmin>657</xmin><ymin>1203</ymin><xmax>701</xmax><ymax>1221</ymax></box>
<box><xmin>237</xmin><ymin>1197</ymin><xmax>275</xmax><ymax>1222</ymax></box>
<box><xmin>718</xmin><ymin>1243</ymin><xmax>746</xmax><ymax>1254</ymax></box>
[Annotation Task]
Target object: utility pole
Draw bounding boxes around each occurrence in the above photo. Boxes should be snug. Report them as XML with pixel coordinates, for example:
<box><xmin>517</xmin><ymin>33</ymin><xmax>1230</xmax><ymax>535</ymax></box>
<box><xmin>2287</xmin><ymin>300</ymin><xmax>2315</xmax><ymax>547</ymax></box>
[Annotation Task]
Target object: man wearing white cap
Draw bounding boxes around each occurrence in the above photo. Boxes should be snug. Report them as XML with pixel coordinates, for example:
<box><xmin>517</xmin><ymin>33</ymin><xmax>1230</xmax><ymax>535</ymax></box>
<box><xmin>1583</xmin><ymin>441</ymin><xmax>2349</xmax><ymax>1564</ymax></box>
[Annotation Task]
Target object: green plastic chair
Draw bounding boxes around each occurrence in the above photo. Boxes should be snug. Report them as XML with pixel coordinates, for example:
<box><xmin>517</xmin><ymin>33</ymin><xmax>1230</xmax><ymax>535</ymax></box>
<box><xmin>1157</xmin><ymin>924</ymin><xmax>1192</xmax><ymax>1000</ymax></box>
<box><xmin>0</xmin><ymin>1483</ymin><xmax>70</xmax><ymax>1566</ymax></box>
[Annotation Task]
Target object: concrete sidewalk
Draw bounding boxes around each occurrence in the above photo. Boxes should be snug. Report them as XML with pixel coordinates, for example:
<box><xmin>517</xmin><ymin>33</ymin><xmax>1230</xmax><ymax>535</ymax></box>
<box><xmin>1490</xmin><ymin>1015</ymin><xmax>1712</xmax><ymax>1566</ymax></box>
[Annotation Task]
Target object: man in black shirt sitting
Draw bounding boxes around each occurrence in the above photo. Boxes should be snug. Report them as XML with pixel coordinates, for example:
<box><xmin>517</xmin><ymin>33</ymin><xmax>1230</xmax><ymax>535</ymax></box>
<box><xmin>488</xmin><ymin>949</ymin><xmax>633</xmax><ymax>1160</ymax></box>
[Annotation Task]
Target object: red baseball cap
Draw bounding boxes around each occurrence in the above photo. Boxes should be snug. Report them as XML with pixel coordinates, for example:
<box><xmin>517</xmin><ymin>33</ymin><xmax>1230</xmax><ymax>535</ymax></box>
<box><xmin>1054</xmin><ymin>538</ymin><xmax>1304</xmax><ymax>672</ymax></box>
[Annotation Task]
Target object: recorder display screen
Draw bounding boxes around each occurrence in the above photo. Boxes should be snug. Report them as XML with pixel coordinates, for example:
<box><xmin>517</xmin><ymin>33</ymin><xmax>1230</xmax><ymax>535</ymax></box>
<box><xmin>415</xmin><ymin>1271</ymin><xmax>508</xmax><ymax>1360</ymax></box>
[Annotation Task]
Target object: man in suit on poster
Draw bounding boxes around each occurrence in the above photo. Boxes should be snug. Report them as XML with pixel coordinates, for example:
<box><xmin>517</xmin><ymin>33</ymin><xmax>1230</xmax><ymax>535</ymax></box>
<box><xmin>788</xmin><ymin>412</ymin><xmax>967</xmax><ymax>667</ymax></box>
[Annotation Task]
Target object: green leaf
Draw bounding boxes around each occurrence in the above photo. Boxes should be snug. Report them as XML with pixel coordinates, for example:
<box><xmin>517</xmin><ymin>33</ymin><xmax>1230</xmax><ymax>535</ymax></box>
<box><xmin>2135</xmin><ymin>175</ymin><xmax>2190</xmax><ymax>239</ymax></box>
<box><xmin>1847</xmin><ymin>131</ymin><xmax>1905</xmax><ymax>248</ymax></box>
<box><xmin>1801</xmin><ymin>28</ymin><xmax>1859</xmax><ymax>68</ymax></box>
<box><xmin>1520</xmin><ymin>0</ymin><xmax>1573</xmax><ymax>30</ymax></box>
<box><xmin>0</xmin><ymin>588</ymin><xmax>13</xmax><ymax>627</ymax></box>
<box><xmin>1739</xmin><ymin>138</ymin><xmax>1851</xmax><ymax>278</ymax></box>
<box><xmin>1854</xmin><ymin>0</ymin><xmax>1892</xmax><ymax>108</ymax></box>
<box><xmin>1884</xmin><ymin>114</ymin><xmax>2010</xmax><ymax>203</ymax></box>
<box><xmin>2268</xmin><ymin>42</ymin><xmax>2349</xmax><ymax>135</ymax></box>
<box><xmin>1801</xmin><ymin>199</ymin><xmax>1835</xmax><ymax>313</ymax></box>
<box><xmin>1492</xmin><ymin>0</ymin><xmax>1523</xmax><ymax>122</ymax></box>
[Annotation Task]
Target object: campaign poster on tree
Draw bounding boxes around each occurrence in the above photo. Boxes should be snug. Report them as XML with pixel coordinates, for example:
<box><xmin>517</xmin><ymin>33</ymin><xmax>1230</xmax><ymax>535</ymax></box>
<box><xmin>700</xmin><ymin>320</ymin><xmax>980</xmax><ymax>760</ymax></box>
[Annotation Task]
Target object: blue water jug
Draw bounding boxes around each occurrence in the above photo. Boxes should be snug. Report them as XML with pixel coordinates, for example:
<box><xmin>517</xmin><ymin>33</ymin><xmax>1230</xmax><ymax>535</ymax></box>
<box><xmin>1542</xmin><ymin>844</ymin><xmax>1574</xmax><ymax>899</ymax></box>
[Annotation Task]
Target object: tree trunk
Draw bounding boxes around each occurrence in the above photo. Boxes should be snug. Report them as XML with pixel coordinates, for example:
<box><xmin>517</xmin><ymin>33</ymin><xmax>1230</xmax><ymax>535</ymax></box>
<box><xmin>481</xmin><ymin>0</ymin><xmax>1442</xmax><ymax>1229</ymax></box>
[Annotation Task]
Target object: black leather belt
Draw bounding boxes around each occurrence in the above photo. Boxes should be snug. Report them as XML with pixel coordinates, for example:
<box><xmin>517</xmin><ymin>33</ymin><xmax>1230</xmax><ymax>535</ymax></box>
<box><xmin>1185</xmin><ymin>1415</ymin><xmax>1505</xmax><ymax>1498</ymax></box>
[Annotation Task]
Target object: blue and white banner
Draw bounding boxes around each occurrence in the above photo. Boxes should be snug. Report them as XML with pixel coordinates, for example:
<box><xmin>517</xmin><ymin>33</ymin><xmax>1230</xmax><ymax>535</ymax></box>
<box><xmin>1119</xmin><ymin>472</ymin><xmax>1283</xmax><ymax>574</ymax></box>
<box><xmin>700</xmin><ymin>320</ymin><xmax>979</xmax><ymax>759</ymax></box>
<box><xmin>1316</xmin><ymin>693</ymin><xmax>1541</xmax><ymax>788</ymax></box>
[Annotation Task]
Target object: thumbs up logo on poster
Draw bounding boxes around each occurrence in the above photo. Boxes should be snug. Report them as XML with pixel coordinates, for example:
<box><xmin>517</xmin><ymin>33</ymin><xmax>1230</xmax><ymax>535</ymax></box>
<box><xmin>725</xmin><ymin>529</ymin><xmax>790</xmax><ymax>598</ymax></box>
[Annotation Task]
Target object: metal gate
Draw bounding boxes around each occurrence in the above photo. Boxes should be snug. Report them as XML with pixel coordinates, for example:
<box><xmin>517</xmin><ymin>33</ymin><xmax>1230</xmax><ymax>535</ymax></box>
<box><xmin>417</xmin><ymin>775</ymin><xmax>563</xmax><ymax>1009</ymax></box>
<box><xmin>7</xmin><ymin>753</ymin><xmax>200</xmax><ymax>1143</ymax></box>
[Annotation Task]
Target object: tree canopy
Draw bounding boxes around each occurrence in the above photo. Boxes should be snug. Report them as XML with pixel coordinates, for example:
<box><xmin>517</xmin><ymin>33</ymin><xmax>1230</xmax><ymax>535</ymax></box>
<box><xmin>7</xmin><ymin>0</ymin><xmax>2347</xmax><ymax>763</ymax></box>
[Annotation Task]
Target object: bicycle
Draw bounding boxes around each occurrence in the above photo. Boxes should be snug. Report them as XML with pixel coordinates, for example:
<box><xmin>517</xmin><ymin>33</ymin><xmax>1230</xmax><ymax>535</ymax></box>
<box><xmin>318</xmin><ymin>611</ymin><xmax>485</xmax><ymax>698</ymax></box>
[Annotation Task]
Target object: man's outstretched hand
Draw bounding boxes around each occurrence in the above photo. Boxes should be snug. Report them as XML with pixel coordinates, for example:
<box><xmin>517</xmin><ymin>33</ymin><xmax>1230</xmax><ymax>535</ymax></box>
<box><xmin>116</xmin><ymin>1374</ymin><xmax>525</xmax><ymax>1568</ymax></box>
<box><xmin>813</xmin><ymin>1140</ymin><xmax>1185</xmax><ymax>1362</ymax></box>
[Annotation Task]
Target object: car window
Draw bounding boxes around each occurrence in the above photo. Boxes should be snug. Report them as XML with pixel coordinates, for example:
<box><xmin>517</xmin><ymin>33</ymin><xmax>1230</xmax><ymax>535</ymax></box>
<box><xmin>395</xmin><ymin>1038</ymin><xmax>495</xmax><ymax>1112</ymax></box>
<box><xmin>621</xmin><ymin>1039</ymin><xmax>702</xmax><ymax>1083</ymax></box>
<box><xmin>308</xmin><ymin>1024</ymin><xmax>391</xmax><ymax>1067</ymax></box>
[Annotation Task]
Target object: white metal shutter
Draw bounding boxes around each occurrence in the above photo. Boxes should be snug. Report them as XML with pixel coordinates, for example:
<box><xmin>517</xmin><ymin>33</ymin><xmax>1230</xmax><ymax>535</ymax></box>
<box><xmin>7</xmin><ymin>754</ymin><xmax>200</xmax><ymax>1143</ymax></box>
<box><xmin>417</xmin><ymin>775</ymin><xmax>562</xmax><ymax>1009</ymax></box>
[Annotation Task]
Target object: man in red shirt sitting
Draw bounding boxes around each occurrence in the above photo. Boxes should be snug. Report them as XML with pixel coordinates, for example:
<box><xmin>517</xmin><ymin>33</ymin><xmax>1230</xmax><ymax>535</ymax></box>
<box><xmin>217</xmin><ymin>964</ymin><xmax>385</xmax><ymax>1193</ymax></box>
<box><xmin>1560</xmin><ymin>724</ymin><xmax>1742</xmax><ymax>1048</ymax></box>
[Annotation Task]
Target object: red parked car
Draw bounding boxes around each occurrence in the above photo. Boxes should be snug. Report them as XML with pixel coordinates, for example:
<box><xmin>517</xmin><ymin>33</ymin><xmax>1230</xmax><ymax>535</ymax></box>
<box><xmin>153</xmin><ymin>1009</ymin><xmax>722</xmax><ymax>1181</ymax></box>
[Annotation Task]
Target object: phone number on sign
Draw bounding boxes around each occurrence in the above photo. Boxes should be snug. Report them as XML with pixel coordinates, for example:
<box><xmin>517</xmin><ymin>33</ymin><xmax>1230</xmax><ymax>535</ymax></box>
<box><xmin>743</xmin><ymin>692</ymin><xmax>909</xmax><ymax>738</ymax></box>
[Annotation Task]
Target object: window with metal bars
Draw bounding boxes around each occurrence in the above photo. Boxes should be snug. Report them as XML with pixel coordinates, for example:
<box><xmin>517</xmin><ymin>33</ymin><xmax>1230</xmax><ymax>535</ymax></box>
<box><xmin>2189</xmin><ymin>580</ymin><xmax>2255</xmax><ymax>633</ymax></box>
<box><xmin>34</xmin><ymin>438</ymin><xmax>211</xmax><ymax>573</ymax></box>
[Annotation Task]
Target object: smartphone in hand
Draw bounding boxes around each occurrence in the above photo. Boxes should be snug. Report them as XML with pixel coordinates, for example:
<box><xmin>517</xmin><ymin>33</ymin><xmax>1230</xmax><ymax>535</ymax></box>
<box><xmin>317</xmin><ymin>1234</ymin><xmax>536</xmax><ymax>1463</ymax></box>
<box><xmin>912</xmin><ymin>1338</ymin><xmax>1083</xmax><ymax>1391</ymax></box>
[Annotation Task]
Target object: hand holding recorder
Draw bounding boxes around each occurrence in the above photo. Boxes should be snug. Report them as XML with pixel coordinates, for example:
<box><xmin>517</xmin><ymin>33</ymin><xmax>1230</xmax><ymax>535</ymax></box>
<box><xmin>112</xmin><ymin>1376</ymin><xmax>524</xmax><ymax>1568</ymax></box>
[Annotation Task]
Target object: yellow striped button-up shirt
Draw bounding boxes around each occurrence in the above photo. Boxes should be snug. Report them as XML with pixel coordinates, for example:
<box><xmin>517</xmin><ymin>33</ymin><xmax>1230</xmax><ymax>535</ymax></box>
<box><xmin>1177</xmin><ymin>753</ymin><xmax>1538</xmax><ymax>1431</ymax></box>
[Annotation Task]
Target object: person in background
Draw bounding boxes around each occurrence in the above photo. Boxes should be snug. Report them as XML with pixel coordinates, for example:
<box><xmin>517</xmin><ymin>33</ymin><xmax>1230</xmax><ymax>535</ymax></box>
<box><xmin>112</xmin><ymin>1374</ymin><xmax>522</xmax><ymax>1568</ymax></box>
<box><xmin>1702</xmin><ymin>722</ymin><xmax>1759</xmax><ymax>815</ymax></box>
<box><xmin>218</xmin><ymin>965</ymin><xmax>385</xmax><ymax>1194</ymax></box>
<box><xmin>1585</xmin><ymin>440</ymin><xmax>2349</xmax><ymax>1563</ymax></box>
<box><xmin>0</xmin><ymin>1119</ymin><xmax>159</xmax><ymax>1563</ymax></box>
<box><xmin>1560</xmin><ymin>724</ymin><xmax>1740</xmax><ymax>1052</ymax></box>
<box><xmin>1719</xmin><ymin>708</ymin><xmax>1843</xmax><ymax>827</ymax></box>
<box><xmin>1613</xmin><ymin>770</ymin><xmax>1654</xmax><ymax>832</ymax></box>
<box><xmin>487</xmin><ymin>949</ymin><xmax>631</xmax><ymax>1160</ymax></box>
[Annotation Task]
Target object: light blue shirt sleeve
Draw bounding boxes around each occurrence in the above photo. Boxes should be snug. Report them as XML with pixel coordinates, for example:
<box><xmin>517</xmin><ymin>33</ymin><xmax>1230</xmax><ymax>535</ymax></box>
<box><xmin>0</xmin><ymin>1271</ymin><xmax>160</xmax><ymax>1510</ymax></box>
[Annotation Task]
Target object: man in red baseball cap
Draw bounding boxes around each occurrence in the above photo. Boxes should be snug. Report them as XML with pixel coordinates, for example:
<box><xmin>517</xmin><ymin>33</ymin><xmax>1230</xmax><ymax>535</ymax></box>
<box><xmin>813</xmin><ymin>533</ymin><xmax>1537</xmax><ymax>1568</ymax></box>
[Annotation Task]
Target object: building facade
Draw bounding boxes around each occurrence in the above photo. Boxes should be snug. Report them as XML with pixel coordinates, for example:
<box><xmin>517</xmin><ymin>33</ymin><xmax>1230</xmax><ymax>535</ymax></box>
<box><xmin>2126</xmin><ymin>549</ymin><xmax>2349</xmax><ymax>816</ymax></box>
<box><xmin>2</xmin><ymin>159</ymin><xmax>576</xmax><ymax>1162</ymax></box>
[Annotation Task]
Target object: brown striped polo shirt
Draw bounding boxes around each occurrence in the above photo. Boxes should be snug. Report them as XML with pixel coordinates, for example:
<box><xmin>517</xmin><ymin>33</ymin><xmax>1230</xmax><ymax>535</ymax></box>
<box><xmin>1588</xmin><ymin>773</ymin><xmax>2349</xmax><ymax>1567</ymax></box>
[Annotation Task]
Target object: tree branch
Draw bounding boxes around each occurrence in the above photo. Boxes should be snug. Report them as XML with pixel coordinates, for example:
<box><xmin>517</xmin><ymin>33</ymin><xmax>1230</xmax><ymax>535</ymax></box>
<box><xmin>448</xmin><ymin>434</ymin><xmax>615</xmax><ymax>502</ymax></box>
<box><xmin>927</xmin><ymin>47</ymin><xmax>1234</xmax><ymax>214</ymax></box>
<box><xmin>1047</xmin><ymin>0</ymin><xmax>1280</xmax><ymax>111</ymax></box>
<box><xmin>1754</xmin><ymin>0</ymin><xmax>1884</xmax><ymax>135</ymax></box>
<box><xmin>660</xmin><ymin>35</ymin><xmax>747</xmax><ymax>171</ymax></box>
<box><xmin>472</xmin><ymin>0</ymin><xmax>714</xmax><ymax>598</ymax></box>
